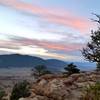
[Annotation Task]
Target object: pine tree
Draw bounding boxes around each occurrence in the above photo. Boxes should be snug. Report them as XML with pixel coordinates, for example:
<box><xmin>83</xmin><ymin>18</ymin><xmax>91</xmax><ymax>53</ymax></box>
<box><xmin>64</xmin><ymin>63</ymin><xmax>80</xmax><ymax>75</ymax></box>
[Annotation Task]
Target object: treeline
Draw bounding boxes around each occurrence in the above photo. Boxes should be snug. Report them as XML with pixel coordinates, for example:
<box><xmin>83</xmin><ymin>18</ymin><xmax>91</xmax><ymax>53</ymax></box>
<box><xmin>31</xmin><ymin>63</ymin><xmax>80</xmax><ymax>79</ymax></box>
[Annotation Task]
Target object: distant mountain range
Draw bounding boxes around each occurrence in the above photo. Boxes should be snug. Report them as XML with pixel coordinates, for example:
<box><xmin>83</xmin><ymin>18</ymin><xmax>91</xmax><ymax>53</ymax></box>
<box><xmin>0</xmin><ymin>54</ymin><xmax>96</xmax><ymax>71</ymax></box>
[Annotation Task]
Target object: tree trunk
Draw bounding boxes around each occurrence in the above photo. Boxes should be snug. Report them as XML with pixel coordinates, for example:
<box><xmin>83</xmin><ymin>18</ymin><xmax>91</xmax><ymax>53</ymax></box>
<box><xmin>96</xmin><ymin>62</ymin><xmax>100</xmax><ymax>71</ymax></box>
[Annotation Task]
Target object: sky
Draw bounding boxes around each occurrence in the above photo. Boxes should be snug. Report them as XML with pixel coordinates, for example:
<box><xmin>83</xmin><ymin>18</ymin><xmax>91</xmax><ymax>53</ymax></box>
<box><xmin>0</xmin><ymin>0</ymin><xmax>99</xmax><ymax>62</ymax></box>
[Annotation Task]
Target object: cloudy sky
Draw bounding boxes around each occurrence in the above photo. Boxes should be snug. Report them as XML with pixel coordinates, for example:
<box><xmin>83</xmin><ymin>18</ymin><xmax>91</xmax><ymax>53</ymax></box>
<box><xmin>0</xmin><ymin>0</ymin><xmax>99</xmax><ymax>62</ymax></box>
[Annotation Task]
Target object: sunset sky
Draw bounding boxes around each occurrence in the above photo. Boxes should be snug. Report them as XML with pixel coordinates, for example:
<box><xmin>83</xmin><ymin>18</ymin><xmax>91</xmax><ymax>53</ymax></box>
<box><xmin>0</xmin><ymin>0</ymin><xmax>99</xmax><ymax>62</ymax></box>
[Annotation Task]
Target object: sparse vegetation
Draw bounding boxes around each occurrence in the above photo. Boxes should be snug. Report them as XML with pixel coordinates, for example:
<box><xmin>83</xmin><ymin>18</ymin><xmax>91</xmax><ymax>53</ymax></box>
<box><xmin>10</xmin><ymin>80</ymin><xmax>30</xmax><ymax>100</ymax></box>
<box><xmin>31</xmin><ymin>65</ymin><xmax>51</xmax><ymax>78</ymax></box>
<box><xmin>81</xmin><ymin>82</ymin><xmax>100</xmax><ymax>100</ymax></box>
<box><xmin>64</xmin><ymin>63</ymin><xmax>80</xmax><ymax>75</ymax></box>
<box><xmin>0</xmin><ymin>88</ymin><xmax>6</xmax><ymax>100</ymax></box>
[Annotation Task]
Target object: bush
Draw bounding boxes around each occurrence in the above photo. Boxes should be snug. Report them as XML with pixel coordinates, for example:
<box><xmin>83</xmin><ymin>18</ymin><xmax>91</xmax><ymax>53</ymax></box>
<box><xmin>64</xmin><ymin>63</ymin><xmax>80</xmax><ymax>75</ymax></box>
<box><xmin>0</xmin><ymin>88</ymin><xmax>6</xmax><ymax>100</ymax></box>
<box><xmin>10</xmin><ymin>80</ymin><xmax>30</xmax><ymax>100</ymax></box>
<box><xmin>81</xmin><ymin>82</ymin><xmax>100</xmax><ymax>100</ymax></box>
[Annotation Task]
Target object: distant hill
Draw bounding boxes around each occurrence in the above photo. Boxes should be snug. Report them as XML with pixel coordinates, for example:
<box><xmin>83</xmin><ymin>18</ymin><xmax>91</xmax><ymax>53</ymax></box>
<box><xmin>66</xmin><ymin>62</ymin><xmax>96</xmax><ymax>71</ymax></box>
<box><xmin>45</xmin><ymin>59</ymin><xmax>67</xmax><ymax>71</ymax></box>
<box><xmin>0</xmin><ymin>54</ymin><xmax>45</xmax><ymax>67</ymax></box>
<box><xmin>0</xmin><ymin>54</ymin><xmax>96</xmax><ymax>71</ymax></box>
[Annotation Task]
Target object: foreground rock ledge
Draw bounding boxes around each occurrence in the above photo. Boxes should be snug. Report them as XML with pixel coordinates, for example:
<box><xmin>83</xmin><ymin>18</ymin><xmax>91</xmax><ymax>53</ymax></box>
<box><xmin>19</xmin><ymin>71</ymin><xmax>100</xmax><ymax>100</ymax></box>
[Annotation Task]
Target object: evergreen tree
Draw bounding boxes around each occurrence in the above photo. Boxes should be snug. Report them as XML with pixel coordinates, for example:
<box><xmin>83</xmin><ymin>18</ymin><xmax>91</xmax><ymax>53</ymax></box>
<box><xmin>64</xmin><ymin>63</ymin><xmax>80</xmax><ymax>75</ymax></box>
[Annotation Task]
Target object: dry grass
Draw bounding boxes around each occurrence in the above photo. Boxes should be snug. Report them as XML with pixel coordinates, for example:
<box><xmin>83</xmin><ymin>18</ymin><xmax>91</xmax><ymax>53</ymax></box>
<box><xmin>81</xmin><ymin>82</ymin><xmax>100</xmax><ymax>100</ymax></box>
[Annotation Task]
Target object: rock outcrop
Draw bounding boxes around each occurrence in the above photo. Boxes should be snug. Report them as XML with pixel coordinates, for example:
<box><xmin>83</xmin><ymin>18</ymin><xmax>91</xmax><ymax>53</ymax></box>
<box><xmin>19</xmin><ymin>71</ymin><xmax>100</xmax><ymax>100</ymax></box>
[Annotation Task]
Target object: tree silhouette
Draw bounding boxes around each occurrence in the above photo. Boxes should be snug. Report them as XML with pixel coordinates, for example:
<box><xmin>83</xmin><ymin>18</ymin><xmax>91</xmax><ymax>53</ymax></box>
<box><xmin>64</xmin><ymin>63</ymin><xmax>80</xmax><ymax>75</ymax></box>
<box><xmin>31</xmin><ymin>65</ymin><xmax>51</xmax><ymax>78</ymax></box>
<box><xmin>82</xmin><ymin>14</ymin><xmax>100</xmax><ymax>70</ymax></box>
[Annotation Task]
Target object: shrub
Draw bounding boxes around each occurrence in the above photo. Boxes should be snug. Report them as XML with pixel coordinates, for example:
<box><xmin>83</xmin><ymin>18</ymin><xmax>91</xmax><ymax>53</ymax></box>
<box><xmin>0</xmin><ymin>88</ymin><xmax>6</xmax><ymax>100</ymax></box>
<box><xmin>64</xmin><ymin>63</ymin><xmax>80</xmax><ymax>75</ymax></box>
<box><xmin>81</xmin><ymin>82</ymin><xmax>100</xmax><ymax>100</ymax></box>
<box><xmin>10</xmin><ymin>80</ymin><xmax>30</xmax><ymax>100</ymax></box>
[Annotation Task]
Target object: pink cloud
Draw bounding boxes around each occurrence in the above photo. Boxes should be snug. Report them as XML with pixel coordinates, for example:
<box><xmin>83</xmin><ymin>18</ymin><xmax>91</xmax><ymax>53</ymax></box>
<box><xmin>0</xmin><ymin>37</ymin><xmax>83</xmax><ymax>52</ymax></box>
<box><xmin>9</xmin><ymin>37</ymin><xmax>84</xmax><ymax>51</ymax></box>
<box><xmin>0</xmin><ymin>0</ymin><xmax>93</xmax><ymax>32</ymax></box>
<box><xmin>35</xmin><ymin>41</ymin><xmax>83</xmax><ymax>51</ymax></box>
